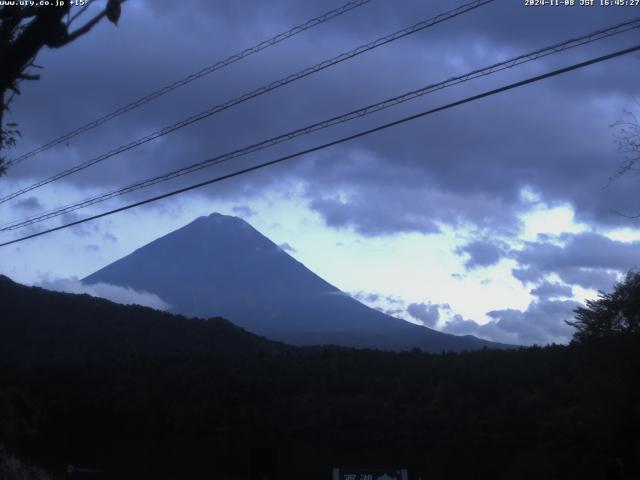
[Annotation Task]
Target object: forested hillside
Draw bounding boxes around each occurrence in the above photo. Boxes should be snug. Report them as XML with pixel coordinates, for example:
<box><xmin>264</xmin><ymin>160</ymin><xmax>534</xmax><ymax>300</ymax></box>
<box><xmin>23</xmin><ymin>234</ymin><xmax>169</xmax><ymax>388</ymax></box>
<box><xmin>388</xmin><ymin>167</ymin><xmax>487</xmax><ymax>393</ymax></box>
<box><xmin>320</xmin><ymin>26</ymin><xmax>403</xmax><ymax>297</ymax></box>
<box><xmin>0</xmin><ymin>275</ymin><xmax>287</xmax><ymax>361</ymax></box>
<box><xmin>1</xmin><ymin>339</ymin><xmax>639</xmax><ymax>479</ymax></box>
<box><xmin>1</xmin><ymin>275</ymin><xmax>639</xmax><ymax>479</ymax></box>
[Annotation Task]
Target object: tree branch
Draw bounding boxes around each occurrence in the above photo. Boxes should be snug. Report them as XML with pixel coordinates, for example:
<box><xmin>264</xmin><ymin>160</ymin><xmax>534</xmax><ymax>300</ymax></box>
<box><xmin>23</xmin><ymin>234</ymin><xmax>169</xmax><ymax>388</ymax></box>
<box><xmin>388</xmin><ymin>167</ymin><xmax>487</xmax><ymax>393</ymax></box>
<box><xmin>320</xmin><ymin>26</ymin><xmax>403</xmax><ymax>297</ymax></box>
<box><xmin>56</xmin><ymin>0</ymin><xmax>126</xmax><ymax>47</ymax></box>
<box><xmin>58</xmin><ymin>9</ymin><xmax>108</xmax><ymax>46</ymax></box>
<box><xmin>67</xmin><ymin>3</ymin><xmax>92</xmax><ymax>27</ymax></box>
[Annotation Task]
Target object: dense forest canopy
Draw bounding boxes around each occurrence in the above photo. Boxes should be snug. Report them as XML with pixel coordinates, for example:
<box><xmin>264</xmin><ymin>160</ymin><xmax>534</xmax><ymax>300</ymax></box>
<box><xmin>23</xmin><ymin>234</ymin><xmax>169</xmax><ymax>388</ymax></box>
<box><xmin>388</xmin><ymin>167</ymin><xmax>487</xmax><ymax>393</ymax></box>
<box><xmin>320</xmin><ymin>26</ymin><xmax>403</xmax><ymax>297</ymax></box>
<box><xmin>0</xmin><ymin>274</ymin><xmax>639</xmax><ymax>479</ymax></box>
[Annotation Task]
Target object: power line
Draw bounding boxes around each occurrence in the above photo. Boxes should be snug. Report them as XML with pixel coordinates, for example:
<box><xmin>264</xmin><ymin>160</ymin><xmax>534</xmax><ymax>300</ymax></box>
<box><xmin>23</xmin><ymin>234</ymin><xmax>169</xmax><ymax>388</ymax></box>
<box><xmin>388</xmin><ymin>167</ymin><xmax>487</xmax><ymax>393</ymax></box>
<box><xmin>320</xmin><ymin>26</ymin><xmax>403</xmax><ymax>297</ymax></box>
<box><xmin>5</xmin><ymin>0</ymin><xmax>374</xmax><ymax>167</ymax></box>
<box><xmin>3</xmin><ymin>17</ymin><xmax>639</xmax><ymax>232</ymax></box>
<box><xmin>2</xmin><ymin>42</ymin><xmax>638</xmax><ymax>248</ymax></box>
<box><xmin>0</xmin><ymin>0</ymin><xmax>495</xmax><ymax>205</ymax></box>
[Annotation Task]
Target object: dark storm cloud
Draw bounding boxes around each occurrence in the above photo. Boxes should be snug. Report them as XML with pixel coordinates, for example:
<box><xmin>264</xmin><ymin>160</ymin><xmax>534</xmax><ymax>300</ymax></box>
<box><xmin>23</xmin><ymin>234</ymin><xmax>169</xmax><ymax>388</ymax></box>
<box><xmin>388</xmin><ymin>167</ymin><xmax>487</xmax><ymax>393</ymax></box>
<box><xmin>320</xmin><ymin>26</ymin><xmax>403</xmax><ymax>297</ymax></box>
<box><xmin>310</xmin><ymin>193</ymin><xmax>441</xmax><ymax>236</ymax></box>
<box><xmin>555</xmin><ymin>267</ymin><xmax>619</xmax><ymax>291</ymax></box>
<box><xmin>304</xmin><ymin>146</ymin><xmax>525</xmax><ymax>236</ymax></box>
<box><xmin>516</xmin><ymin>231</ymin><xmax>640</xmax><ymax>271</ymax></box>
<box><xmin>458</xmin><ymin>231</ymin><xmax>638</xmax><ymax>291</ymax></box>
<box><xmin>406</xmin><ymin>302</ymin><xmax>440</xmax><ymax>327</ymax></box>
<box><xmin>487</xmin><ymin>299</ymin><xmax>578</xmax><ymax>345</ymax></box>
<box><xmin>60</xmin><ymin>212</ymin><xmax>101</xmax><ymax>238</ymax></box>
<box><xmin>443</xmin><ymin>298</ymin><xmax>578</xmax><ymax>345</ymax></box>
<box><xmin>13</xmin><ymin>196</ymin><xmax>43</xmax><ymax>211</ymax></box>
<box><xmin>511</xmin><ymin>231</ymin><xmax>638</xmax><ymax>290</ymax></box>
<box><xmin>456</xmin><ymin>239</ymin><xmax>506</xmax><ymax>270</ymax></box>
<box><xmin>512</xmin><ymin>265</ymin><xmax>545</xmax><ymax>284</ymax></box>
<box><xmin>3</xmin><ymin>0</ymin><xmax>640</xmax><ymax>239</ymax></box>
<box><xmin>530</xmin><ymin>281</ymin><xmax>573</xmax><ymax>300</ymax></box>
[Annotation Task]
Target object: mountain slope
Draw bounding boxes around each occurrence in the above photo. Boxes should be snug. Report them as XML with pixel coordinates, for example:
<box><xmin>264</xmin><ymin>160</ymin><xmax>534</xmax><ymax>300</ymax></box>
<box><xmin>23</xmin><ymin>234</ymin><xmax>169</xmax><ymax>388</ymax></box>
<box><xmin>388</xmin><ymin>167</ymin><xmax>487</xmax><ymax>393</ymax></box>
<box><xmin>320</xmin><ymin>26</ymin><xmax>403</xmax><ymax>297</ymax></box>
<box><xmin>84</xmin><ymin>213</ymin><xmax>509</xmax><ymax>352</ymax></box>
<box><xmin>0</xmin><ymin>275</ymin><xmax>286</xmax><ymax>362</ymax></box>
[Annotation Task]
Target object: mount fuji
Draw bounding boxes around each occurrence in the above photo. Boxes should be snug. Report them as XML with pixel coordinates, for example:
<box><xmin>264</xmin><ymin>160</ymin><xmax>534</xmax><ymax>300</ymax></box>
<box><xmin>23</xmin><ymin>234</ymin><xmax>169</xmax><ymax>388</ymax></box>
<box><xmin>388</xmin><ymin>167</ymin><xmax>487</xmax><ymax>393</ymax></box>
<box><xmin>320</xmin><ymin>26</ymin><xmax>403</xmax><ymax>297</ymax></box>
<box><xmin>84</xmin><ymin>213</ymin><xmax>507</xmax><ymax>352</ymax></box>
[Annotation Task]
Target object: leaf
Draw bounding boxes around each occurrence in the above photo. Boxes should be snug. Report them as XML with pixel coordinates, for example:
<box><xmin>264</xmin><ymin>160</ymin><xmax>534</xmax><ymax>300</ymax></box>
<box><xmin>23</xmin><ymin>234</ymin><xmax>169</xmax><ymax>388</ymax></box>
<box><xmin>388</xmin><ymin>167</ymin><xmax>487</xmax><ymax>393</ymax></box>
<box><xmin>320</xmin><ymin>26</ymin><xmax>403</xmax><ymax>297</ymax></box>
<box><xmin>106</xmin><ymin>0</ymin><xmax>121</xmax><ymax>25</ymax></box>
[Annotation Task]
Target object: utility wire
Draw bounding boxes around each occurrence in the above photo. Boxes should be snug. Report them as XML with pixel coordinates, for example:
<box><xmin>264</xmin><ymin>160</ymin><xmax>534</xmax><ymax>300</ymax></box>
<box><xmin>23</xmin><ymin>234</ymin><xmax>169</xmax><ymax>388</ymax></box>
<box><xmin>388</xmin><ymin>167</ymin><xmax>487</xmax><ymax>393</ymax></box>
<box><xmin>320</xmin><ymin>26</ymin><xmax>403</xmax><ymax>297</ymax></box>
<box><xmin>0</xmin><ymin>0</ymin><xmax>495</xmax><ymax>205</ymax></box>
<box><xmin>3</xmin><ymin>17</ymin><xmax>639</xmax><ymax>232</ymax></box>
<box><xmin>2</xmin><ymin>42</ymin><xmax>639</xmax><ymax>248</ymax></box>
<box><xmin>5</xmin><ymin>0</ymin><xmax>374</xmax><ymax>167</ymax></box>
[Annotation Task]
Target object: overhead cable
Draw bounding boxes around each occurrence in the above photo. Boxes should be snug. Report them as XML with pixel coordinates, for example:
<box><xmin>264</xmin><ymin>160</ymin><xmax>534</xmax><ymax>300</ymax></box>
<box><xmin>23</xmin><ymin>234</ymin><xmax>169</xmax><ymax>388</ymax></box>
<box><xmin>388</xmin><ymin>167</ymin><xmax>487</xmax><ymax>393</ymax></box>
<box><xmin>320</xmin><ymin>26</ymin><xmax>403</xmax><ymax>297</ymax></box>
<box><xmin>2</xmin><ymin>42</ymin><xmax>638</xmax><ymax>247</ymax></box>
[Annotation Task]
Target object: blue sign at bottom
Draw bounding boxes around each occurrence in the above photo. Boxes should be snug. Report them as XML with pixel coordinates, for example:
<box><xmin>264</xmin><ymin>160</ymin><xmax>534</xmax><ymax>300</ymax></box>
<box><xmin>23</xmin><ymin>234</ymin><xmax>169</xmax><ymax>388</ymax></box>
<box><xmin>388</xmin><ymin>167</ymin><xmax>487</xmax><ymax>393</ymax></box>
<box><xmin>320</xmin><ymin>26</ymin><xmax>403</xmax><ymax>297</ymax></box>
<box><xmin>332</xmin><ymin>468</ymin><xmax>408</xmax><ymax>480</ymax></box>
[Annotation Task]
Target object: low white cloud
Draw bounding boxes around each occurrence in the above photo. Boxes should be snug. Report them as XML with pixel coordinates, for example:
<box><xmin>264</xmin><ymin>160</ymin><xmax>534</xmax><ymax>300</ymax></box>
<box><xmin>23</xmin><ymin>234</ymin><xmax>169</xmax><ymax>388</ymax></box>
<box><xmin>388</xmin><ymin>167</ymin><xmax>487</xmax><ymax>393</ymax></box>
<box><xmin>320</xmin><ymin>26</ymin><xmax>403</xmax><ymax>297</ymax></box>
<box><xmin>38</xmin><ymin>276</ymin><xmax>171</xmax><ymax>311</ymax></box>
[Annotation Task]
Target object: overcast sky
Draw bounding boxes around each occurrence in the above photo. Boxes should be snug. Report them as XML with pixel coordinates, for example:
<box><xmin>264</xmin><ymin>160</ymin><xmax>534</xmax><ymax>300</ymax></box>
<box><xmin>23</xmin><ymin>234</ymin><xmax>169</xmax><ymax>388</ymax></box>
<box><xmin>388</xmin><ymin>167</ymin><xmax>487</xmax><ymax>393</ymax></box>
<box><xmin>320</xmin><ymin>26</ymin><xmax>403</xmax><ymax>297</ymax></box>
<box><xmin>2</xmin><ymin>0</ymin><xmax>640</xmax><ymax>345</ymax></box>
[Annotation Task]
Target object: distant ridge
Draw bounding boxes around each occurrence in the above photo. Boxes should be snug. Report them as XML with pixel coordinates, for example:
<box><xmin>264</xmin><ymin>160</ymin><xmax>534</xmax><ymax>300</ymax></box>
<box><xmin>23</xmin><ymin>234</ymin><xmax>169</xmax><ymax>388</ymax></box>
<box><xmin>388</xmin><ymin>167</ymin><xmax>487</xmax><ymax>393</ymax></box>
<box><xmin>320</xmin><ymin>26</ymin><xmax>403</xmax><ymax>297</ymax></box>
<box><xmin>84</xmin><ymin>213</ymin><xmax>511</xmax><ymax>352</ymax></box>
<box><xmin>0</xmin><ymin>275</ymin><xmax>287</xmax><ymax>362</ymax></box>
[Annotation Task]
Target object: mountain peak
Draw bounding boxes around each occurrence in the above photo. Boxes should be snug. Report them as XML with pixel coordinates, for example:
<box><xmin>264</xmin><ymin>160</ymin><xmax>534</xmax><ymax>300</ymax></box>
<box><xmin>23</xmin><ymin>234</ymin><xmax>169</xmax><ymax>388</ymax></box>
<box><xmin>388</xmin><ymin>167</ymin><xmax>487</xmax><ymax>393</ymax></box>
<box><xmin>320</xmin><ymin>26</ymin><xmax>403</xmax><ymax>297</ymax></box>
<box><xmin>171</xmin><ymin>213</ymin><xmax>277</xmax><ymax>255</ymax></box>
<box><xmin>186</xmin><ymin>212</ymin><xmax>258</xmax><ymax>235</ymax></box>
<box><xmin>85</xmin><ymin>215</ymin><xmax>509</xmax><ymax>352</ymax></box>
<box><xmin>188</xmin><ymin>212</ymin><xmax>247</xmax><ymax>228</ymax></box>
<box><xmin>204</xmin><ymin>212</ymin><xmax>243</xmax><ymax>222</ymax></box>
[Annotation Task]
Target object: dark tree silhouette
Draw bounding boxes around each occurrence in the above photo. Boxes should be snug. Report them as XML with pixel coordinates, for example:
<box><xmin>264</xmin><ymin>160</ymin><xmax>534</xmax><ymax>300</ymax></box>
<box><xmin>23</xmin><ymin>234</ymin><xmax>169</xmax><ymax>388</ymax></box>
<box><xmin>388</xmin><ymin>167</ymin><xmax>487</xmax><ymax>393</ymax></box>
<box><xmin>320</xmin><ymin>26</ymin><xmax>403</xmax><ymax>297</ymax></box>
<box><xmin>568</xmin><ymin>271</ymin><xmax>640</xmax><ymax>342</ymax></box>
<box><xmin>607</xmin><ymin>108</ymin><xmax>640</xmax><ymax>203</ymax></box>
<box><xmin>0</xmin><ymin>1</ymin><xmax>124</xmax><ymax>175</ymax></box>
